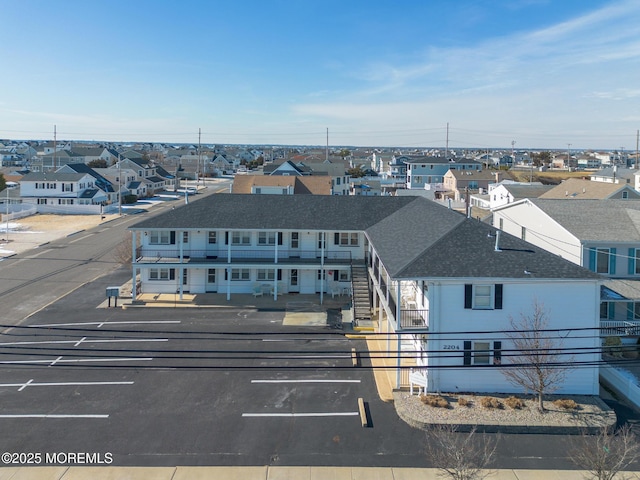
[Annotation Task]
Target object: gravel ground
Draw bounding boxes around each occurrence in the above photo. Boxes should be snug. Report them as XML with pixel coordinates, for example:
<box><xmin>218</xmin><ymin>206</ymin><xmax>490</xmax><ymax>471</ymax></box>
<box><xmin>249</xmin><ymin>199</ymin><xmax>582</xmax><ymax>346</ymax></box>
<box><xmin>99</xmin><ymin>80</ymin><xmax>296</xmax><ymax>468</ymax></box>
<box><xmin>394</xmin><ymin>391</ymin><xmax>616</xmax><ymax>433</ymax></box>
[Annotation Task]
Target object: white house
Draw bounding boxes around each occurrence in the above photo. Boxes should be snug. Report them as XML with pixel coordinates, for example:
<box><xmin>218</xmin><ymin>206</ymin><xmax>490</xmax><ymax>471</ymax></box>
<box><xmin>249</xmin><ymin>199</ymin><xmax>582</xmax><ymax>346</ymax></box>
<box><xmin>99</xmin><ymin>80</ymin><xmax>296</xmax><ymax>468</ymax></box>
<box><xmin>19</xmin><ymin>171</ymin><xmax>108</xmax><ymax>214</ymax></box>
<box><xmin>493</xmin><ymin>198</ymin><xmax>640</xmax><ymax>334</ymax></box>
<box><xmin>129</xmin><ymin>194</ymin><xmax>601</xmax><ymax>395</ymax></box>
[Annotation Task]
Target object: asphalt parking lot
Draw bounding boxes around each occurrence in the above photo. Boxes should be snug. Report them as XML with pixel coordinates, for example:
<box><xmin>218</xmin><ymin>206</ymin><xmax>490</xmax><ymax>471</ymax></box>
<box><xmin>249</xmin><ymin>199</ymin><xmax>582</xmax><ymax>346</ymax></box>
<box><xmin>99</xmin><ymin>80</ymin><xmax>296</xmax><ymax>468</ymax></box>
<box><xmin>0</xmin><ymin>269</ymin><xmax>427</xmax><ymax>467</ymax></box>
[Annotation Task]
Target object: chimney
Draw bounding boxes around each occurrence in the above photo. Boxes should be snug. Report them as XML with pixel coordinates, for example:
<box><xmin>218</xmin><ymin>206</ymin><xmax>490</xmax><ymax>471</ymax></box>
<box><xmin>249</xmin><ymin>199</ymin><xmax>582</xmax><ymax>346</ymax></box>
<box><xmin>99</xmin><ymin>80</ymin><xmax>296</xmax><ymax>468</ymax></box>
<box><xmin>494</xmin><ymin>230</ymin><xmax>502</xmax><ymax>252</ymax></box>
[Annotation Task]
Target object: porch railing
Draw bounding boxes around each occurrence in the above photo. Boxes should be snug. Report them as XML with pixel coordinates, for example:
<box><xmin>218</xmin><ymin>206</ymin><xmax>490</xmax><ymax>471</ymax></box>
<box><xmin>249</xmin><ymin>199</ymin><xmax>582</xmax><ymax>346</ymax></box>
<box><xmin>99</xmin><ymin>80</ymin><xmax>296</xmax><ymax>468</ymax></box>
<box><xmin>600</xmin><ymin>320</ymin><xmax>640</xmax><ymax>336</ymax></box>
<box><xmin>135</xmin><ymin>248</ymin><xmax>352</xmax><ymax>264</ymax></box>
<box><xmin>399</xmin><ymin>309</ymin><xmax>429</xmax><ymax>329</ymax></box>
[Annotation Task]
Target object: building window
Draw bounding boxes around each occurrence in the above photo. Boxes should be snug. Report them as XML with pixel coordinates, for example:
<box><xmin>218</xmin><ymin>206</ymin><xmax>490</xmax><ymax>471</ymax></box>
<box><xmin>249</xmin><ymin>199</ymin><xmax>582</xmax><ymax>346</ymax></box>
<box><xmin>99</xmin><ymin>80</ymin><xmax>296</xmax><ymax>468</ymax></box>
<box><xmin>256</xmin><ymin>269</ymin><xmax>275</xmax><ymax>281</ymax></box>
<box><xmin>149</xmin><ymin>268</ymin><xmax>174</xmax><ymax>281</ymax></box>
<box><xmin>336</xmin><ymin>232</ymin><xmax>358</xmax><ymax>246</ymax></box>
<box><xmin>463</xmin><ymin>341</ymin><xmax>501</xmax><ymax>365</ymax></box>
<box><xmin>208</xmin><ymin>231</ymin><xmax>217</xmax><ymax>244</ymax></box>
<box><xmin>464</xmin><ymin>284</ymin><xmax>503</xmax><ymax>310</ymax></box>
<box><xmin>258</xmin><ymin>232</ymin><xmax>276</xmax><ymax>245</ymax></box>
<box><xmin>596</xmin><ymin>248</ymin><xmax>610</xmax><ymax>274</ymax></box>
<box><xmin>231</xmin><ymin>268</ymin><xmax>250</xmax><ymax>281</ymax></box>
<box><xmin>473</xmin><ymin>342</ymin><xmax>491</xmax><ymax>365</ymax></box>
<box><xmin>149</xmin><ymin>231</ymin><xmax>173</xmax><ymax>245</ymax></box>
<box><xmin>635</xmin><ymin>303</ymin><xmax>640</xmax><ymax>320</ymax></box>
<box><xmin>600</xmin><ymin>302</ymin><xmax>609</xmax><ymax>319</ymax></box>
<box><xmin>521</xmin><ymin>226</ymin><xmax>526</xmax><ymax>241</ymax></box>
<box><xmin>499</xmin><ymin>218</ymin><xmax>504</xmax><ymax>230</ymax></box>
<box><xmin>622</xmin><ymin>191</ymin><xmax>629</xmax><ymax>199</ymax></box>
<box><xmin>291</xmin><ymin>232</ymin><xmax>299</xmax><ymax>249</ymax></box>
<box><xmin>182</xmin><ymin>231</ymin><xmax>189</xmax><ymax>244</ymax></box>
<box><xmin>207</xmin><ymin>269</ymin><xmax>216</xmax><ymax>284</ymax></box>
<box><xmin>291</xmin><ymin>269</ymin><xmax>298</xmax><ymax>286</ymax></box>
<box><xmin>231</xmin><ymin>232</ymin><xmax>251</xmax><ymax>245</ymax></box>
<box><xmin>317</xmin><ymin>270</ymin><xmax>326</xmax><ymax>281</ymax></box>
<box><xmin>339</xmin><ymin>271</ymin><xmax>350</xmax><ymax>282</ymax></box>
<box><xmin>635</xmin><ymin>249</ymin><xmax>640</xmax><ymax>275</ymax></box>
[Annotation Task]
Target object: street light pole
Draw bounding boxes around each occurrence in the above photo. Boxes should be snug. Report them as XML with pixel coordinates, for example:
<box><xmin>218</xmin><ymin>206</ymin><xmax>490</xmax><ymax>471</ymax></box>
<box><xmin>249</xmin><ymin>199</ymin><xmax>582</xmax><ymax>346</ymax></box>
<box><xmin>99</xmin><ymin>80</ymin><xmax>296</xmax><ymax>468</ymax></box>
<box><xmin>5</xmin><ymin>186</ymin><xmax>9</xmax><ymax>242</ymax></box>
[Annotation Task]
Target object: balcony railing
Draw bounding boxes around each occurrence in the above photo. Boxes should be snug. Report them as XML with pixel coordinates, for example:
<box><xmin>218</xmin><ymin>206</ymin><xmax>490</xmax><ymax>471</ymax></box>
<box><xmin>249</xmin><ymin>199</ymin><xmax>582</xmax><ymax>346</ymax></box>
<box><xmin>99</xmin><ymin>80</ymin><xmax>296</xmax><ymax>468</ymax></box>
<box><xmin>600</xmin><ymin>320</ymin><xmax>640</xmax><ymax>336</ymax></box>
<box><xmin>135</xmin><ymin>248</ymin><xmax>352</xmax><ymax>264</ymax></box>
<box><xmin>400</xmin><ymin>309</ymin><xmax>429</xmax><ymax>329</ymax></box>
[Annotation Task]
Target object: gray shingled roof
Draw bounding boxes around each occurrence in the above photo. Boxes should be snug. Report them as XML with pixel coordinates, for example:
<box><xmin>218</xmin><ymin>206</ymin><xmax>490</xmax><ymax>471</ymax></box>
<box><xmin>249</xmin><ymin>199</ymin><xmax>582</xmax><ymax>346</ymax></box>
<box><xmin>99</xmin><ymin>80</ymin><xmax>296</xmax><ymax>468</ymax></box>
<box><xmin>130</xmin><ymin>194</ymin><xmax>600</xmax><ymax>281</ymax></box>
<box><xmin>503</xmin><ymin>184</ymin><xmax>555</xmax><ymax>199</ymax></box>
<box><xmin>130</xmin><ymin>193</ymin><xmax>418</xmax><ymax>231</ymax></box>
<box><xmin>530</xmin><ymin>199</ymin><xmax>640</xmax><ymax>242</ymax></box>
<box><xmin>21</xmin><ymin>172</ymin><xmax>86</xmax><ymax>181</ymax></box>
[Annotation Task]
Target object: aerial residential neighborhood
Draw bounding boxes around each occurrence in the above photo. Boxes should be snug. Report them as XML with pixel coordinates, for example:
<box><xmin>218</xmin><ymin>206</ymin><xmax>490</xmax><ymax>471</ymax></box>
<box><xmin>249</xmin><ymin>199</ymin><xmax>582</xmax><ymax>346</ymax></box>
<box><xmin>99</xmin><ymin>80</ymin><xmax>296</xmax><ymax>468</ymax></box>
<box><xmin>4</xmin><ymin>0</ymin><xmax>640</xmax><ymax>477</ymax></box>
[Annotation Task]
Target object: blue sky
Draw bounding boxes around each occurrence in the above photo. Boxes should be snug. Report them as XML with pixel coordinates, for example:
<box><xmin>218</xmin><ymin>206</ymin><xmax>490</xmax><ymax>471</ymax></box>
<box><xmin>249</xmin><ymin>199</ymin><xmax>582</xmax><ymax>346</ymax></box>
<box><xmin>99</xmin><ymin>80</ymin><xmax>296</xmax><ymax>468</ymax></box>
<box><xmin>2</xmin><ymin>0</ymin><xmax>639</xmax><ymax>149</ymax></box>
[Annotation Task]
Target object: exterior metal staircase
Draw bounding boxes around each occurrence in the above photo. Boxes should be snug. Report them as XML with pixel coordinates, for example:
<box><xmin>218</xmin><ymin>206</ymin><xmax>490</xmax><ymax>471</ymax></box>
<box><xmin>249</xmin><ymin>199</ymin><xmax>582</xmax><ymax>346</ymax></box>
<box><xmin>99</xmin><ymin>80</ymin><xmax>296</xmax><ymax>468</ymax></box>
<box><xmin>350</xmin><ymin>261</ymin><xmax>373</xmax><ymax>330</ymax></box>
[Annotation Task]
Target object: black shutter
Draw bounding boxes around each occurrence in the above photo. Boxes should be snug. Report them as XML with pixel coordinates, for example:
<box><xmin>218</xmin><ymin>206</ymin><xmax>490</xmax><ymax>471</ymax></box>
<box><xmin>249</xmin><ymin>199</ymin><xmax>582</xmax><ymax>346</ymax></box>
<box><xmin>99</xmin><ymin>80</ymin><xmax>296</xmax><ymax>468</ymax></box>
<box><xmin>225</xmin><ymin>232</ymin><xmax>229</xmax><ymax>245</ymax></box>
<box><xmin>170</xmin><ymin>231</ymin><xmax>176</xmax><ymax>245</ymax></box>
<box><xmin>169</xmin><ymin>269</ymin><xmax>175</xmax><ymax>280</ymax></box>
<box><xmin>463</xmin><ymin>341</ymin><xmax>472</xmax><ymax>365</ymax></box>
<box><xmin>495</xmin><ymin>284</ymin><xmax>503</xmax><ymax>309</ymax></box>
<box><xmin>334</xmin><ymin>270</ymin><xmax>338</xmax><ymax>281</ymax></box>
<box><xmin>224</xmin><ymin>269</ymin><xmax>228</xmax><ymax>281</ymax></box>
<box><xmin>277</xmin><ymin>232</ymin><xmax>283</xmax><ymax>245</ymax></box>
<box><xmin>493</xmin><ymin>341</ymin><xmax>502</xmax><ymax>365</ymax></box>
<box><xmin>277</xmin><ymin>269</ymin><xmax>282</xmax><ymax>281</ymax></box>
<box><xmin>334</xmin><ymin>233</ymin><xmax>340</xmax><ymax>245</ymax></box>
<box><xmin>464</xmin><ymin>284</ymin><xmax>472</xmax><ymax>309</ymax></box>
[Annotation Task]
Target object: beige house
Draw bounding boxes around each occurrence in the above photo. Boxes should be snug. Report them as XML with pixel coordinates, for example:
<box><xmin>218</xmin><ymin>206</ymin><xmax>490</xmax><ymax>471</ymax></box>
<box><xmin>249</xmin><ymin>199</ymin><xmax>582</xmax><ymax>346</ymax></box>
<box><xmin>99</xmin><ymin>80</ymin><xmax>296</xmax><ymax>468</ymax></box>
<box><xmin>442</xmin><ymin>170</ymin><xmax>500</xmax><ymax>201</ymax></box>
<box><xmin>232</xmin><ymin>175</ymin><xmax>332</xmax><ymax>195</ymax></box>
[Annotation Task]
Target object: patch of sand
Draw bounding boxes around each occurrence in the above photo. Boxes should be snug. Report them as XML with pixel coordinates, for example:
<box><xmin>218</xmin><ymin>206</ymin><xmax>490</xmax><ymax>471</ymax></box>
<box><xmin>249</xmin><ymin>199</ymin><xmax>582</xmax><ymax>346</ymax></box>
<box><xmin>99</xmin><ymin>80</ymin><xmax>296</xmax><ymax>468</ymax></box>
<box><xmin>0</xmin><ymin>214</ymin><xmax>119</xmax><ymax>257</ymax></box>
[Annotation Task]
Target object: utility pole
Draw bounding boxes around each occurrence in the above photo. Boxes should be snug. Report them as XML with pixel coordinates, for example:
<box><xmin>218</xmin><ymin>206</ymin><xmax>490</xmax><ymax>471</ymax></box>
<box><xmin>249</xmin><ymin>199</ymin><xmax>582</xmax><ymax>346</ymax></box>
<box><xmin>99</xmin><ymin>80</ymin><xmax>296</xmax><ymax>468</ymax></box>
<box><xmin>53</xmin><ymin>124</ymin><xmax>57</xmax><ymax>171</ymax></box>
<box><xmin>197</xmin><ymin>128</ymin><xmax>201</xmax><ymax>186</ymax></box>
<box><xmin>5</xmin><ymin>186</ymin><xmax>9</xmax><ymax>242</ymax></box>
<box><xmin>567</xmin><ymin>143</ymin><xmax>572</xmax><ymax>170</ymax></box>
<box><xmin>511</xmin><ymin>140</ymin><xmax>516</xmax><ymax>167</ymax></box>
<box><xmin>636</xmin><ymin>129</ymin><xmax>639</xmax><ymax>169</ymax></box>
<box><xmin>445</xmin><ymin>122</ymin><xmax>449</xmax><ymax>159</ymax></box>
<box><xmin>326</xmin><ymin>128</ymin><xmax>329</xmax><ymax>162</ymax></box>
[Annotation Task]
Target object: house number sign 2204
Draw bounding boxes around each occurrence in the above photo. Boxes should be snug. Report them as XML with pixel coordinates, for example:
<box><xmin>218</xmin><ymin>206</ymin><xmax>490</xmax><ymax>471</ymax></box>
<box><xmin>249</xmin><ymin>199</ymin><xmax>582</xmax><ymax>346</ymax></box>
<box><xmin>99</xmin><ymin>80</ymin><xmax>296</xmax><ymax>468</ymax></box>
<box><xmin>442</xmin><ymin>345</ymin><xmax>460</xmax><ymax>350</ymax></box>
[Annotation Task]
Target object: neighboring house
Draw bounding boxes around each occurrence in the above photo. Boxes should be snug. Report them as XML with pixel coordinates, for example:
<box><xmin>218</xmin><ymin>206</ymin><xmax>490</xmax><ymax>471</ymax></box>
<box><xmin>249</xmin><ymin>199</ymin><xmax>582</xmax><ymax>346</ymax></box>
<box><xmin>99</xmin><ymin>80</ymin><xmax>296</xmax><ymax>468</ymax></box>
<box><xmin>350</xmin><ymin>178</ymin><xmax>381</xmax><ymax>196</ymax></box>
<box><xmin>232</xmin><ymin>175</ymin><xmax>332</xmax><ymax>195</ymax></box>
<box><xmin>129</xmin><ymin>194</ymin><xmax>601</xmax><ymax>395</ymax></box>
<box><xmin>483</xmin><ymin>182</ymin><xmax>555</xmax><ymax>210</ymax></box>
<box><xmin>262</xmin><ymin>160</ymin><xmax>350</xmax><ymax>195</ymax></box>
<box><xmin>405</xmin><ymin>156</ymin><xmax>483</xmax><ymax>191</ymax></box>
<box><xmin>577</xmin><ymin>155</ymin><xmax>601</xmax><ymax>170</ymax></box>
<box><xmin>57</xmin><ymin>163</ymin><xmax>117</xmax><ymax>204</ymax></box>
<box><xmin>442</xmin><ymin>170</ymin><xmax>500</xmax><ymax>202</ymax></box>
<box><xmin>31</xmin><ymin>150</ymin><xmax>84</xmax><ymax>172</ymax></box>
<box><xmin>493</xmin><ymin>199</ymin><xmax>640</xmax><ymax>334</ymax></box>
<box><xmin>538</xmin><ymin>178</ymin><xmax>640</xmax><ymax>200</ymax></box>
<box><xmin>590</xmin><ymin>167</ymin><xmax>635</xmax><ymax>185</ymax></box>
<box><xmin>211</xmin><ymin>154</ymin><xmax>236</xmax><ymax>175</ymax></box>
<box><xmin>110</xmin><ymin>158</ymin><xmax>169</xmax><ymax>195</ymax></box>
<box><xmin>19</xmin><ymin>172</ymin><xmax>107</xmax><ymax>214</ymax></box>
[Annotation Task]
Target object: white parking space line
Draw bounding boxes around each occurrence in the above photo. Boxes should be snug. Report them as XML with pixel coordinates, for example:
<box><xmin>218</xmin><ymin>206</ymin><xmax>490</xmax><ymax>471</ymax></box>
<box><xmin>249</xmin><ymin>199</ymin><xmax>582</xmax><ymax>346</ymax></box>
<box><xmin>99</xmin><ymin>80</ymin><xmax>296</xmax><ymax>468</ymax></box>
<box><xmin>0</xmin><ymin>357</ymin><xmax>153</xmax><ymax>365</ymax></box>
<box><xmin>0</xmin><ymin>414</ymin><xmax>109</xmax><ymax>419</ymax></box>
<box><xmin>242</xmin><ymin>412</ymin><xmax>359</xmax><ymax>417</ymax></box>
<box><xmin>0</xmin><ymin>380</ymin><xmax>134</xmax><ymax>391</ymax></box>
<box><xmin>31</xmin><ymin>321</ymin><xmax>180</xmax><ymax>328</ymax></box>
<box><xmin>0</xmin><ymin>339</ymin><xmax>168</xmax><ymax>346</ymax></box>
<box><xmin>252</xmin><ymin>380</ymin><xmax>360</xmax><ymax>384</ymax></box>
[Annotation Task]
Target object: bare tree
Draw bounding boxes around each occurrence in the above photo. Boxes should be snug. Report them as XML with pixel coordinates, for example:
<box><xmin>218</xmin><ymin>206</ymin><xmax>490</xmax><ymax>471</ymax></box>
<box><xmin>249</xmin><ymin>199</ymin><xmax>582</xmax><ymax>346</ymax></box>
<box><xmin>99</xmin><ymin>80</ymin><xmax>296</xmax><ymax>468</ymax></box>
<box><xmin>570</xmin><ymin>424</ymin><xmax>640</xmax><ymax>480</ymax></box>
<box><xmin>112</xmin><ymin>234</ymin><xmax>134</xmax><ymax>266</ymax></box>
<box><xmin>501</xmin><ymin>299</ymin><xmax>572</xmax><ymax>412</ymax></box>
<box><xmin>425</xmin><ymin>424</ymin><xmax>497</xmax><ymax>480</ymax></box>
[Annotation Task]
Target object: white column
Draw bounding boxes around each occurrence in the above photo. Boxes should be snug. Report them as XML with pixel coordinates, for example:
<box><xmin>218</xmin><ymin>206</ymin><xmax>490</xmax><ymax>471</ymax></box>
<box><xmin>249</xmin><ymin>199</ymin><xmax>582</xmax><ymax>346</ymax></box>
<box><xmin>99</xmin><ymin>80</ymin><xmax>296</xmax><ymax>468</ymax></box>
<box><xmin>226</xmin><ymin>231</ymin><xmax>231</xmax><ymax>301</ymax></box>
<box><xmin>179</xmin><ymin>230</ymin><xmax>184</xmax><ymax>300</ymax></box>
<box><xmin>319</xmin><ymin>232</ymin><xmax>325</xmax><ymax>304</ymax></box>
<box><xmin>131</xmin><ymin>231</ymin><xmax>137</xmax><ymax>299</ymax></box>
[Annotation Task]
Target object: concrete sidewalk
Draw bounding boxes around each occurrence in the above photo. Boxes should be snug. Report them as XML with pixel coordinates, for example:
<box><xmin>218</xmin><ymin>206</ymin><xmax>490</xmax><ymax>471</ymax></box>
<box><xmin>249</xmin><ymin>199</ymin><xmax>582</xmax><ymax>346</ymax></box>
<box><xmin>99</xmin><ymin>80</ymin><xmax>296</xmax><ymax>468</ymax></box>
<box><xmin>2</xmin><ymin>466</ymin><xmax>635</xmax><ymax>479</ymax></box>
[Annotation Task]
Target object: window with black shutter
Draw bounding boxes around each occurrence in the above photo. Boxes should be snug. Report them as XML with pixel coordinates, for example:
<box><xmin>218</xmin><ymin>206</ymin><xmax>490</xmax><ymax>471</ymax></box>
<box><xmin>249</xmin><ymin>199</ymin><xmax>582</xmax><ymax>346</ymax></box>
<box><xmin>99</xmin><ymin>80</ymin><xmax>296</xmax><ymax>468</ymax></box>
<box><xmin>463</xmin><ymin>341</ymin><xmax>472</xmax><ymax>365</ymax></box>
<box><xmin>493</xmin><ymin>341</ymin><xmax>502</xmax><ymax>365</ymax></box>
<box><xmin>495</xmin><ymin>284</ymin><xmax>503</xmax><ymax>309</ymax></box>
<box><xmin>464</xmin><ymin>285</ymin><xmax>472</xmax><ymax>309</ymax></box>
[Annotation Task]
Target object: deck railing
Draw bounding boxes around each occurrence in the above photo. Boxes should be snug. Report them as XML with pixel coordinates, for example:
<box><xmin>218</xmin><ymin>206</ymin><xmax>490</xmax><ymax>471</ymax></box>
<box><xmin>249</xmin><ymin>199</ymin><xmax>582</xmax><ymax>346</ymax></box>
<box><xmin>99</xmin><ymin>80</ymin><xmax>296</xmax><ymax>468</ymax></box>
<box><xmin>135</xmin><ymin>248</ymin><xmax>352</xmax><ymax>264</ymax></box>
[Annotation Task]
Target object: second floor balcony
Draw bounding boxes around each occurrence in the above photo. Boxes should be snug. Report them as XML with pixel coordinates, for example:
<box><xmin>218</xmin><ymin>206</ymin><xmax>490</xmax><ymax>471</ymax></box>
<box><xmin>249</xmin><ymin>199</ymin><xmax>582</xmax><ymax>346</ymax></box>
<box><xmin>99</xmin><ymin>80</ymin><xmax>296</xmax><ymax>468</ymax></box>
<box><xmin>135</xmin><ymin>248</ymin><xmax>352</xmax><ymax>266</ymax></box>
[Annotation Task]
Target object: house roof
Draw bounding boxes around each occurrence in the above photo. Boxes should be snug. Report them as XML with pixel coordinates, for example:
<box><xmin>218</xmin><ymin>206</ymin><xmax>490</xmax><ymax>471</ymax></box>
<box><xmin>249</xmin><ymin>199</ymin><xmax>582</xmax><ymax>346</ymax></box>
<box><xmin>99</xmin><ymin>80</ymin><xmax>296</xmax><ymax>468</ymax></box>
<box><xmin>501</xmin><ymin>184</ymin><xmax>555</xmax><ymax>199</ymax></box>
<box><xmin>62</xmin><ymin>164</ymin><xmax>115</xmax><ymax>193</ymax></box>
<box><xmin>447</xmin><ymin>170</ymin><xmax>498</xmax><ymax>181</ymax></box>
<box><xmin>231</xmin><ymin>175</ymin><xmax>332</xmax><ymax>195</ymax></box>
<box><xmin>539</xmin><ymin>178</ymin><xmax>640</xmax><ymax>199</ymax></box>
<box><xmin>528</xmin><ymin>199</ymin><xmax>640</xmax><ymax>242</ymax></box>
<box><xmin>402</xmin><ymin>156</ymin><xmax>482</xmax><ymax>166</ymax></box>
<box><xmin>131</xmin><ymin>194</ymin><xmax>600</xmax><ymax>281</ymax></box>
<box><xmin>20</xmin><ymin>172</ymin><xmax>87</xmax><ymax>181</ymax></box>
